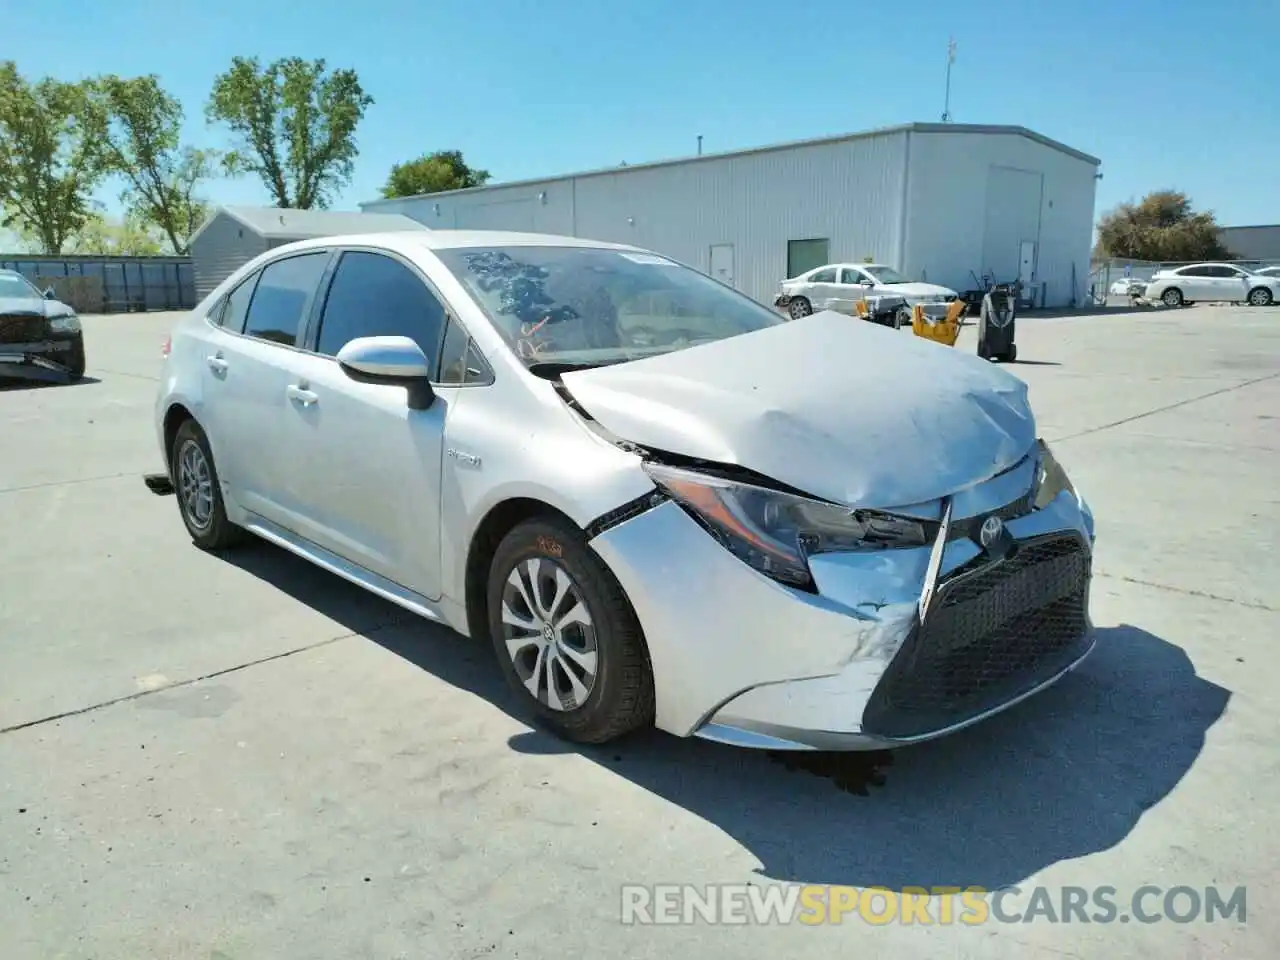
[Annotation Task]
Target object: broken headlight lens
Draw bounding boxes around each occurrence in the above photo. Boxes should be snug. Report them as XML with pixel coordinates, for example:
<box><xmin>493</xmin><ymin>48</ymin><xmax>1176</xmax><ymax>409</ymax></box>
<box><xmin>642</xmin><ymin>463</ymin><xmax>930</xmax><ymax>590</ymax></box>
<box><xmin>1029</xmin><ymin>439</ymin><xmax>1075</xmax><ymax>509</ymax></box>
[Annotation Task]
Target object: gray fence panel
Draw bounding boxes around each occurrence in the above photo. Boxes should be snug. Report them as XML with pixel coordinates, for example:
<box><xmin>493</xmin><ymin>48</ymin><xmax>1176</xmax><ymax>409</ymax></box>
<box><xmin>0</xmin><ymin>255</ymin><xmax>196</xmax><ymax>312</ymax></box>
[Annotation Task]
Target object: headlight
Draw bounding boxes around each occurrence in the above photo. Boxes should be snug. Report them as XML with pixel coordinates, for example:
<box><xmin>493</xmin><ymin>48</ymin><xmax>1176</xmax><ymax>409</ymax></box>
<box><xmin>1029</xmin><ymin>439</ymin><xmax>1075</xmax><ymax>509</ymax></box>
<box><xmin>642</xmin><ymin>463</ymin><xmax>930</xmax><ymax>590</ymax></box>
<box><xmin>48</xmin><ymin>315</ymin><xmax>81</xmax><ymax>334</ymax></box>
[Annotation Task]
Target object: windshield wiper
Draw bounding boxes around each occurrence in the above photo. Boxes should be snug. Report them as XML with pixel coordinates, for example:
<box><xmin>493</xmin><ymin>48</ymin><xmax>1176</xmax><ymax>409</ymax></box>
<box><xmin>526</xmin><ymin>358</ymin><xmax>628</xmax><ymax>378</ymax></box>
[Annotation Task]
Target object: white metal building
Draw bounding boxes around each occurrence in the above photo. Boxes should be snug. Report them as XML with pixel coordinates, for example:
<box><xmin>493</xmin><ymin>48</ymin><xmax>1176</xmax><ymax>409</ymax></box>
<box><xmin>361</xmin><ymin>122</ymin><xmax>1101</xmax><ymax>309</ymax></box>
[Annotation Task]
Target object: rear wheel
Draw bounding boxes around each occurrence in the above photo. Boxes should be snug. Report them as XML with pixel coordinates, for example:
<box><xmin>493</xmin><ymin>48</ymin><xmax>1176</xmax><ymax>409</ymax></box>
<box><xmin>1247</xmin><ymin>287</ymin><xmax>1273</xmax><ymax>307</ymax></box>
<box><xmin>170</xmin><ymin>419</ymin><xmax>246</xmax><ymax>550</ymax></box>
<box><xmin>487</xmin><ymin>517</ymin><xmax>654</xmax><ymax>744</ymax></box>
<box><xmin>1161</xmin><ymin>287</ymin><xmax>1184</xmax><ymax>307</ymax></box>
<box><xmin>788</xmin><ymin>297</ymin><xmax>812</xmax><ymax>319</ymax></box>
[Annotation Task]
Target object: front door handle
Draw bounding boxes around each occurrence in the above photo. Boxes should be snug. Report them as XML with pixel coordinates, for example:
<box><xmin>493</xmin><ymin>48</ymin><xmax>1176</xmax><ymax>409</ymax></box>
<box><xmin>286</xmin><ymin>384</ymin><xmax>318</xmax><ymax>406</ymax></box>
<box><xmin>206</xmin><ymin>353</ymin><xmax>228</xmax><ymax>375</ymax></box>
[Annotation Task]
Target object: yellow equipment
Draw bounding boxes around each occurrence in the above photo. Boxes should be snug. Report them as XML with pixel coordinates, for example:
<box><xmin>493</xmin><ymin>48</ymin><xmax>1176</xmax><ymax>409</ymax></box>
<box><xmin>911</xmin><ymin>300</ymin><xmax>965</xmax><ymax>347</ymax></box>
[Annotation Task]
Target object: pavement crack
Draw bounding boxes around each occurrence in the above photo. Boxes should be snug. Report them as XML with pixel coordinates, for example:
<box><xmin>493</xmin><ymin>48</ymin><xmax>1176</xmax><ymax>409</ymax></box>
<box><xmin>0</xmin><ymin>627</ymin><xmax>385</xmax><ymax>736</ymax></box>
<box><xmin>1095</xmin><ymin>571</ymin><xmax>1277</xmax><ymax>612</ymax></box>
<box><xmin>1051</xmin><ymin>371</ymin><xmax>1280</xmax><ymax>442</ymax></box>
<box><xmin>0</xmin><ymin>471</ymin><xmax>142</xmax><ymax>495</ymax></box>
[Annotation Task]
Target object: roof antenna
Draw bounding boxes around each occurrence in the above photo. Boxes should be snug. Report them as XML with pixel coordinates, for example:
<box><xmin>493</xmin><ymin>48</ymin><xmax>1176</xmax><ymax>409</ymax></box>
<box><xmin>941</xmin><ymin>37</ymin><xmax>957</xmax><ymax>122</ymax></box>
<box><xmin>697</xmin><ymin>135</ymin><xmax>703</xmax><ymax>156</ymax></box>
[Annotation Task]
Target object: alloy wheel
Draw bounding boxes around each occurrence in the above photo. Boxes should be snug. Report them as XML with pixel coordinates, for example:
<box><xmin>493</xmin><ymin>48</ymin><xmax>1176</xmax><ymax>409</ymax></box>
<box><xmin>501</xmin><ymin>558</ymin><xmax>598</xmax><ymax>712</ymax></box>
<box><xmin>789</xmin><ymin>299</ymin><xmax>811</xmax><ymax>319</ymax></box>
<box><xmin>177</xmin><ymin>439</ymin><xmax>214</xmax><ymax>531</ymax></box>
<box><xmin>1248</xmin><ymin>288</ymin><xmax>1273</xmax><ymax>307</ymax></box>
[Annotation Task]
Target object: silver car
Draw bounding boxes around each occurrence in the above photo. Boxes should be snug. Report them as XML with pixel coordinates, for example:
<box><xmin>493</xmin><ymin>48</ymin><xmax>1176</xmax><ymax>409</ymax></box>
<box><xmin>154</xmin><ymin>230</ymin><xmax>1096</xmax><ymax>751</ymax></box>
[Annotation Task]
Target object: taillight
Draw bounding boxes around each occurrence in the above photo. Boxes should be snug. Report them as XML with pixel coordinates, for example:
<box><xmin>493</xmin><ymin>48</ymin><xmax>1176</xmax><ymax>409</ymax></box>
<box><xmin>161</xmin><ymin>336</ymin><xmax>171</xmax><ymax>358</ymax></box>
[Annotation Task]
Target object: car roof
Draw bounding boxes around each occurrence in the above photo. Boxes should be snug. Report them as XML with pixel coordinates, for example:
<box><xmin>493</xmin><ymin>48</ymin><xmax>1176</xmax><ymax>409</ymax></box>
<box><xmin>810</xmin><ymin>263</ymin><xmax>888</xmax><ymax>272</ymax></box>
<box><xmin>265</xmin><ymin>229</ymin><xmax>651</xmax><ymax>257</ymax></box>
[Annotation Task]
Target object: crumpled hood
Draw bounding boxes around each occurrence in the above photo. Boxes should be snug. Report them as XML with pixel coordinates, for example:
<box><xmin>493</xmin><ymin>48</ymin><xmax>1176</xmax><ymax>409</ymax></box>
<box><xmin>560</xmin><ymin>311</ymin><xmax>1036</xmax><ymax>509</ymax></box>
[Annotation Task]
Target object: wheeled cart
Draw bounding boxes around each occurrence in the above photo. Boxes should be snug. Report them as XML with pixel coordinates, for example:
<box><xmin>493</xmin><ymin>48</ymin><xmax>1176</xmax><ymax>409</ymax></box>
<box><xmin>976</xmin><ymin>285</ymin><xmax>1018</xmax><ymax>362</ymax></box>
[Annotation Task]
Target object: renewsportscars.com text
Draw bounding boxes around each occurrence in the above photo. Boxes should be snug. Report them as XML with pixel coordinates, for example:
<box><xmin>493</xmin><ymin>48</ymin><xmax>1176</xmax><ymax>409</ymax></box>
<box><xmin>620</xmin><ymin>884</ymin><xmax>1247</xmax><ymax>926</ymax></box>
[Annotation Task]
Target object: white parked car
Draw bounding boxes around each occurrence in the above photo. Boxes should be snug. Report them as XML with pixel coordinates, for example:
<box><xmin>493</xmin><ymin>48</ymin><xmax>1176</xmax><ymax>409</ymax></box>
<box><xmin>775</xmin><ymin>263</ymin><xmax>959</xmax><ymax>327</ymax></box>
<box><xmin>154</xmin><ymin>230</ymin><xmax>1096</xmax><ymax>751</ymax></box>
<box><xmin>1108</xmin><ymin>277</ymin><xmax>1147</xmax><ymax>297</ymax></box>
<box><xmin>1143</xmin><ymin>263</ymin><xmax>1278</xmax><ymax>307</ymax></box>
<box><xmin>1254</xmin><ymin>265</ymin><xmax>1280</xmax><ymax>280</ymax></box>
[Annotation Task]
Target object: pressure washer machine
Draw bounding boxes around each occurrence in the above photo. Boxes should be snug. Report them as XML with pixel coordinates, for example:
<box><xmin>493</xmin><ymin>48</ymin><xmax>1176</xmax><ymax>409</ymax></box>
<box><xmin>977</xmin><ymin>283</ymin><xmax>1019</xmax><ymax>362</ymax></box>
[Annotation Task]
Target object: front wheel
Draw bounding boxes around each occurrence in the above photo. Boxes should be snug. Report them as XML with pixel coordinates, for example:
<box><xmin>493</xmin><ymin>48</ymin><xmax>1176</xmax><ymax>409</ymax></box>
<box><xmin>487</xmin><ymin>517</ymin><xmax>654</xmax><ymax>744</ymax></box>
<box><xmin>170</xmin><ymin>419</ymin><xmax>247</xmax><ymax>550</ymax></box>
<box><xmin>1248</xmin><ymin>287</ymin><xmax>1274</xmax><ymax>307</ymax></box>
<box><xmin>63</xmin><ymin>335</ymin><xmax>86</xmax><ymax>380</ymax></box>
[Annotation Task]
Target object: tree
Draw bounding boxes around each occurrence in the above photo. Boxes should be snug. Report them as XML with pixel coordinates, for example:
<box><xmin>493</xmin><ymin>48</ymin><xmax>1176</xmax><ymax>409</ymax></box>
<box><xmin>0</xmin><ymin>62</ymin><xmax>107</xmax><ymax>254</ymax></box>
<box><xmin>65</xmin><ymin>213</ymin><xmax>164</xmax><ymax>256</ymax></box>
<box><xmin>205</xmin><ymin>56</ymin><xmax>373</xmax><ymax>210</ymax></box>
<box><xmin>381</xmin><ymin>150</ymin><xmax>491</xmax><ymax>198</ymax></box>
<box><xmin>1095</xmin><ymin>190</ymin><xmax>1232</xmax><ymax>262</ymax></box>
<box><xmin>90</xmin><ymin>74</ymin><xmax>218</xmax><ymax>255</ymax></box>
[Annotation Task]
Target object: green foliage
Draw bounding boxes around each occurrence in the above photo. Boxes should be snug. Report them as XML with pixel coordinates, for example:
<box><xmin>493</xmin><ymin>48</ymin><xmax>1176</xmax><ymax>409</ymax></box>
<box><xmin>64</xmin><ymin>212</ymin><xmax>165</xmax><ymax>256</ymax></box>
<box><xmin>206</xmin><ymin>56</ymin><xmax>373</xmax><ymax>210</ymax></box>
<box><xmin>381</xmin><ymin>149</ymin><xmax>491</xmax><ymax>198</ymax></box>
<box><xmin>1095</xmin><ymin>190</ymin><xmax>1231</xmax><ymax>262</ymax></box>
<box><xmin>0</xmin><ymin>62</ymin><xmax>108</xmax><ymax>255</ymax></box>
<box><xmin>89</xmin><ymin>74</ymin><xmax>217</xmax><ymax>255</ymax></box>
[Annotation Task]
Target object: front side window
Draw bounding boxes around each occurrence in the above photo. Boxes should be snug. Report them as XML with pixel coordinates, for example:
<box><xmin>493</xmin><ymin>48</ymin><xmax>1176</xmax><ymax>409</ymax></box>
<box><xmin>315</xmin><ymin>251</ymin><xmax>448</xmax><ymax>370</ymax></box>
<box><xmin>242</xmin><ymin>252</ymin><xmax>330</xmax><ymax>346</ymax></box>
<box><xmin>840</xmin><ymin>268</ymin><xmax>868</xmax><ymax>285</ymax></box>
<box><xmin>863</xmin><ymin>265</ymin><xmax>908</xmax><ymax>284</ymax></box>
<box><xmin>434</xmin><ymin>245</ymin><xmax>784</xmax><ymax>370</ymax></box>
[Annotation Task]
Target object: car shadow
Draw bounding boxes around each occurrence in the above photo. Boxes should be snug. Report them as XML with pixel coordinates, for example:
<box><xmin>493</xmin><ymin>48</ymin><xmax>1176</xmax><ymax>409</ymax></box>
<box><xmin>1005</xmin><ymin>359</ymin><xmax>1062</xmax><ymax>366</ymax></box>
<box><xmin>0</xmin><ymin>374</ymin><xmax>102</xmax><ymax>390</ymax></box>
<box><xmin>220</xmin><ymin>540</ymin><xmax>1230</xmax><ymax>892</ymax></box>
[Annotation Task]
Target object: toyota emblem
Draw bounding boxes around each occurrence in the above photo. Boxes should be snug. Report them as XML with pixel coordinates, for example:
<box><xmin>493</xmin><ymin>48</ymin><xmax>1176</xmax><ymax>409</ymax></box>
<box><xmin>979</xmin><ymin>515</ymin><xmax>1004</xmax><ymax>548</ymax></box>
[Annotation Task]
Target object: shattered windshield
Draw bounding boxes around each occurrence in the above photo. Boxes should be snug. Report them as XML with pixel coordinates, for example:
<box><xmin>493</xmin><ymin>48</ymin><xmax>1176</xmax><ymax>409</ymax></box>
<box><xmin>434</xmin><ymin>245</ymin><xmax>784</xmax><ymax>369</ymax></box>
<box><xmin>863</xmin><ymin>265</ymin><xmax>907</xmax><ymax>284</ymax></box>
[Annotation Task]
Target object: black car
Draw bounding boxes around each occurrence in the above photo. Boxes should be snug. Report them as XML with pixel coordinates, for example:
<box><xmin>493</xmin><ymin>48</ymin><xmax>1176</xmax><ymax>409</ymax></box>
<box><xmin>0</xmin><ymin>270</ymin><xmax>86</xmax><ymax>382</ymax></box>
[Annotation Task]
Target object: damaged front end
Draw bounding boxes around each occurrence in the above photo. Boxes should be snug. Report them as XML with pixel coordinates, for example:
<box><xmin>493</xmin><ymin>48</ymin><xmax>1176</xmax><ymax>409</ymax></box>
<box><xmin>0</xmin><ymin>309</ymin><xmax>84</xmax><ymax>384</ymax></box>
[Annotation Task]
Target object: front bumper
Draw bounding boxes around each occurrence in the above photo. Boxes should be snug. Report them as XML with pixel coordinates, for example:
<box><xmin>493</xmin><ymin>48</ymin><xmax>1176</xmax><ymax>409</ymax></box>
<box><xmin>588</xmin><ymin>458</ymin><xmax>1095</xmax><ymax>750</ymax></box>
<box><xmin>0</xmin><ymin>335</ymin><xmax>82</xmax><ymax>381</ymax></box>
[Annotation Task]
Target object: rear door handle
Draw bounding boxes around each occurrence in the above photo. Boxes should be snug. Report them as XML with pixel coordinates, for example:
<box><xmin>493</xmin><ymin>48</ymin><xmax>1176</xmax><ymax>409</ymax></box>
<box><xmin>206</xmin><ymin>353</ymin><xmax>228</xmax><ymax>375</ymax></box>
<box><xmin>286</xmin><ymin>384</ymin><xmax>318</xmax><ymax>406</ymax></box>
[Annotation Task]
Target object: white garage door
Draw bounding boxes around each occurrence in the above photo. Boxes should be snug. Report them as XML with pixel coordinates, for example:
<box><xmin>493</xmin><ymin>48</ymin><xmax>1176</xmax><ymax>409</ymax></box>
<box><xmin>981</xmin><ymin>166</ymin><xmax>1043</xmax><ymax>286</ymax></box>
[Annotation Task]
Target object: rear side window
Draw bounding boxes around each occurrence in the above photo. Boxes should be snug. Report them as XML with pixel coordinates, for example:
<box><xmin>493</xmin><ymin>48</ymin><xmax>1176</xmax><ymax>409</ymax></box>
<box><xmin>315</xmin><ymin>251</ymin><xmax>448</xmax><ymax>371</ymax></box>
<box><xmin>811</xmin><ymin>268</ymin><xmax>837</xmax><ymax>283</ymax></box>
<box><xmin>218</xmin><ymin>271</ymin><xmax>260</xmax><ymax>333</ymax></box>
<box><xmin>242</xmin><ymin>252</ymin><xmax>330</xmax><ymax>347</ymax></box>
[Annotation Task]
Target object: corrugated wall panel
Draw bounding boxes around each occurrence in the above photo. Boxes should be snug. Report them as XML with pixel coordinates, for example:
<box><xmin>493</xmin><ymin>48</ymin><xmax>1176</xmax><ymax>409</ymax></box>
<box><xmin>905</xmin><ymin>132</ymin><xmax>1098</xmax><ymax>307</ymax></box>
<box><xmin>191</xmin><ymin>214</ymin><xmax>270</xmax><ymax>299</ymax></box>
<box><xmin>372</xmin><ymin>132</ymin><xmax>908</xmax><ymax>305</ymax></box>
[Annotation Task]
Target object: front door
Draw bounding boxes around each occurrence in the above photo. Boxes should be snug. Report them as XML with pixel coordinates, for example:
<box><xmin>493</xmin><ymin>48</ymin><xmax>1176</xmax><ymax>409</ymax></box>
<box><xmin>709</xmin><ymin>244</ymin><xmax>735</xmax><ymax>287</ymax></box>
<box><xmin>276</xmin><ymin>249</ymin><xmax>453</xmax><ymax>600</ymax></box>
<box><xmin>835</xmin><ymin>267</ymin><xmax>874</xmax><ymax>314</ymax></box>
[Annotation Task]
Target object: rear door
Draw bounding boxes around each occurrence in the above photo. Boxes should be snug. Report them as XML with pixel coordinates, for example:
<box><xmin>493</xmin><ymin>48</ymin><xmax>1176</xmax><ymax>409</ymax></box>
<box><xmin>201</xmin><ymin>250</ymin><xmax>335</xmax><ymax>527</ymax></box>
<box><xmin>805</xmin><ymin>267</ymin><xmax>840</xmax><ymax>311</ymax></box>
<box><xmin>1177</xmin><ymin>265</ymin><xmax>1214</xmax><ymax>300</ymax></box>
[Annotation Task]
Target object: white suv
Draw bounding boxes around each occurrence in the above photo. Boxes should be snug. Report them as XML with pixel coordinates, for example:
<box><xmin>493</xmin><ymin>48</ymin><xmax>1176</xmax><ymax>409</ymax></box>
<box><xmin>1143</xmin><ymin>263</ymin><xmax>1278</xmax><ymax>308</ymax></box>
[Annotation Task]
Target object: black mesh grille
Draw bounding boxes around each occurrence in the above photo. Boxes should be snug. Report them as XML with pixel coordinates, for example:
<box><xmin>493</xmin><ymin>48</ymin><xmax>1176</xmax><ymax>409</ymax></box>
<box><xmin>0</xmin><ymin>314</ymin><xmax>45</xmax><ymax>343</ymax></box>
<box><xmin>861</xmin><ymin>533</ymin><xmax>1092</xmax><ymax>739</ymax></box>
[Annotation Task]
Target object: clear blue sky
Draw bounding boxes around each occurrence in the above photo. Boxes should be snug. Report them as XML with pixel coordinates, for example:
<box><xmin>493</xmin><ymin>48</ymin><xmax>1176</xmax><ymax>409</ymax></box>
<box><xmin>11</xmin><ymin>0</ymin><xmax>1280</xmax><ymax>228</ymax></box>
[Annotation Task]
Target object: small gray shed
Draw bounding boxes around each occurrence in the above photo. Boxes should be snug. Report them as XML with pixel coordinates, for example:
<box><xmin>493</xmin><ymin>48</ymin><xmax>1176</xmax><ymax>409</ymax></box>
<box><xmin>189</xmin><ymin>205</ymin><xmax>428</xmax><ymax>299</ymax></box>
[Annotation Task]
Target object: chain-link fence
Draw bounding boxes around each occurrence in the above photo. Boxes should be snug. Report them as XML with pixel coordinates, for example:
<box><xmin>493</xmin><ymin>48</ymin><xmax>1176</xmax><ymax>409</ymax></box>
<box><xmin>1088</xmin><ymin>257</ymin><xmax>1280</xmax><ymax>304</ymax></box>
<box><xmin>0</xmin><ymin>254</ymin><xmax>196</xmax><ymax>313</ymax></box>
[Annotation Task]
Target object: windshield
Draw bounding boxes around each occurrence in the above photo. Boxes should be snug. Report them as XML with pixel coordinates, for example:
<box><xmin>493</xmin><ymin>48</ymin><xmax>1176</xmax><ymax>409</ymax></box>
<box><xmin>435</xmin><ymin>245</ymin><xmax>785</xmax><ymax>368</ymax></box>
<box><xmin>863</xmin><ymin>265</ymin><xmax>908</xmax><ymax>284</ymax></box>
<box><xmin>0</xmin><ymin>273</ymin><xmax>40</xmax><ymax>299</ymax></box>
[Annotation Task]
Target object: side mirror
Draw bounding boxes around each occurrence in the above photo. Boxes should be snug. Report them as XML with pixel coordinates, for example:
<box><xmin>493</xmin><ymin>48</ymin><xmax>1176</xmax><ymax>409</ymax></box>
<box><xmin>336</xmin><ymin>335</ymin><xmax>435</xmax><ymax>410</ymax></box>
<box><xmin>42</xmin><ymin>287</ymin><xmax>57</xmax><ymax>300</ymax></box>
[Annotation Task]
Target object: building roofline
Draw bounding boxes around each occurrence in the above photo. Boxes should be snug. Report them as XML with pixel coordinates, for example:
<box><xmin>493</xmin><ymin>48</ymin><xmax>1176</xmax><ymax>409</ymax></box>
<box><xmin>1220</xmin><ymin>224</ymin><xmax>1280</xmax><ymax>231</ymax></box>
<box><xmin>361</xmin><ymin>122</ymin><xmax>1101</xmax><ymax>209</ymax></box>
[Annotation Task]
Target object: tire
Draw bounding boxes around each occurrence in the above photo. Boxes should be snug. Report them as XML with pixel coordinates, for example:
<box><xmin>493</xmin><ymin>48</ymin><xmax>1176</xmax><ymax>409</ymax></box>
<box><xmin>487</xmin><ymin>516</ymin><xmax>654</xmax><ymax>744</ymax></box>
<box><xmin>170</xmin><ymin>419</ymin><xmax>246</xmax><ymax>550</ymax></box>
<box><xmin>977</xmin><ymin>338</ymin><xmax>991</xmax><ymax>360</ymax></box>
<box><xmin>1247</xmin><ymin>287</ymin><xmax>1274</xmax><ymax>307</ymax></box>
<box><xmin>68</xmin><ymin>337</ymin><xmax>86</xmax><ymax>379</ymax></box>
<box><xmin>895</xmin><ymin>306</ymin><xmax>913</xmax><ymax>330</ymax></box>
<box><xmin>1005</xmin><ymin>344</ymin><xmax>1018</xmax><ymax>363</ymax></box>
<box><xmin>788</xmin><ymin>297</ymin><xmax>812</xmax><ymax>319</ymax></box>
<box><xmin>1161</xmin><ymin>288</ymin><xmax>1184</xmax><ymax>307</ymax></box>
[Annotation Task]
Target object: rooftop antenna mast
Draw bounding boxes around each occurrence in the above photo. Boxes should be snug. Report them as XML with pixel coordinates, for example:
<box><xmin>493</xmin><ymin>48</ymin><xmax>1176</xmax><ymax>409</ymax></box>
<box><xmin>941</xmin><ymin>37</ymin><xmax>957</xmax><ymax>122</ymax></box>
